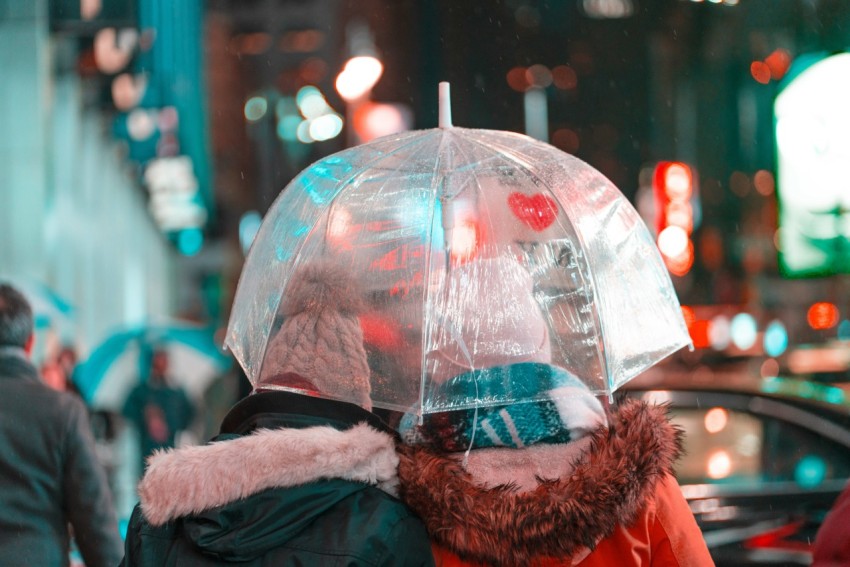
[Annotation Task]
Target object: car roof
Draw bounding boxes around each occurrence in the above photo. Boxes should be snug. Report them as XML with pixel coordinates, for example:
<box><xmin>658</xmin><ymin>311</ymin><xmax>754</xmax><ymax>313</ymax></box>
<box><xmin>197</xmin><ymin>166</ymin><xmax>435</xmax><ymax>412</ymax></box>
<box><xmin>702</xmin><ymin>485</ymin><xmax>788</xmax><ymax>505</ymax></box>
<box><xmin>622</xmin><ymin>368</ymin><xmax>850</xmax><ymax>421</ymax></box>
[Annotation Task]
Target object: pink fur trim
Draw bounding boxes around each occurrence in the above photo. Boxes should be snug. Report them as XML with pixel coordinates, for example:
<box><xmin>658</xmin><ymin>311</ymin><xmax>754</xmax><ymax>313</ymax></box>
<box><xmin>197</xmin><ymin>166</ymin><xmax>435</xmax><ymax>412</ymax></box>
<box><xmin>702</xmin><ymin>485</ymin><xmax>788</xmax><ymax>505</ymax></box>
<box><xmin>138</xmin><ymin>423</ymin><xmax>398</xmax><ymax>526</ymax></box>
<box><xmin>461</xmin><ymin>437</ymin><xmax>594</xmax><ymax>492</ymax></box>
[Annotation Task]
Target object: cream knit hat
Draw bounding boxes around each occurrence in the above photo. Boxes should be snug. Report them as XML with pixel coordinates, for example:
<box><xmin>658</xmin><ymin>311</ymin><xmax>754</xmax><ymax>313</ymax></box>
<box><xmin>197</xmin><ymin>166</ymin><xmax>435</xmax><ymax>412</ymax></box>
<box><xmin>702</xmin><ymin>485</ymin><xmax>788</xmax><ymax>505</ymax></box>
<box><xmin>258</xmin><ymin>259</ymin><xmax>372</xmax><ymax>410</ymax></box>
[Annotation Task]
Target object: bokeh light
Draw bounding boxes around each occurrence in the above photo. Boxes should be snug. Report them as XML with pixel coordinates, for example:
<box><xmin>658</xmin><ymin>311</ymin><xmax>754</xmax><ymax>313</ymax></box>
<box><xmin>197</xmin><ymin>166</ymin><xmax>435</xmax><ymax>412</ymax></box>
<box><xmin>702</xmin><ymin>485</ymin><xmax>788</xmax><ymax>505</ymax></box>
<box><xmin>657</xmin><ymin>225</ymin><xmax>689</xmax><ymax>258</ymax></box>
<box><xmin>763</xmin><ymin>320</ymin><xmax>788</xmax><ymax>357</ymax></box>
<box><xmin>765</xmin><ymin>49</ymin><xmax>792</xmax><ymax>80</ymax></box>
<box><xmin>335</xmin><ymin>56</ymin><xmax>384</xmax><ymax>101</ymax></box>
<box><xmin>753</xmin><ymin>169</ymin><xmax>775</xmax><ymax>195</ymax></box>
<box><xmin>551</xmin><ymin>128</ymin><xmax>580</xmax><ymax>153</ymax></box>
<box><xmin>704</xmin><ymin>407</ymin><xmax>728</xmax><ymax>434</ymax></box>
<box><xmin>177</xmin><ymin>228</ymin><xmax>204</xmax><ymax>257</ymax></box>
<box><xmin>663</xmin><ymin>163</ymin><xmax>692</xmax><ymax>200</ymax></box>
<box><xmin>794</xmin><ymin>455</ymin><xmax>827</xmax><ymax>488</ymax></box>
<box><xmin>730</xmin><ymin>313</ymin><xmax>758</xmax><ymax>350</ymax></box>
<box><xmin>552</xmin><ymin>65</ymin><xmax>578</xmax><ymax>90</ymax></box>
<box><xmin>707</xmin><ymin>450</ymin><xmax>732</xmax><ymax>479</ymax></box>
<box><xmin>525</xmin><ymin>64</ymin><xmax>552</xmax><ymax>88</ymax></box>
<box><xmin>507</xmin><ymin>66</ymin><xmax>530</xmax><ymax>92</ymax></box>
<box><xmin>708</xmin><ymin>315</ymin><xmax>731</xmax><ymax>350</ymax></box>
<box><xmin>760</xmin><ymin>357</ymin><xmax>779</xmax><ymax>378</ymax></box>
<box><xmin>94</xmin><ymin>28</ymin><xmax>137</xmax><ymax>74</ymax></box>
<box><xmin>750</xmin><ymin>61</ymin><xmax>771</xmax><ymax>84</ymax></box>
<box><xmin>111</xmin><ymin>73</ymin><xmax>147</xmax><ymax>111</ymax></box>
<box><xmin>238</xmin><ymin>211</ymin><xmax>262</xmax><ymax>255</ymax></box>
<box><xmin>308</xmin><ymin>113</ymin><xmax>343</xmax><ymax>141</ymax></box>
<box><xmin>244</xmin><ymin>96</ymin><xmax>268</xmax><ymax>122</ymax></box>
<box><xmin>127</xmin><ymin>109</ymin><xmax>157</xmax><ymax>141</ymax></box>
<box><xmin>807</xmin><ymin>302</ymin><xmax>839</xmax><ymax>330</ymax></box>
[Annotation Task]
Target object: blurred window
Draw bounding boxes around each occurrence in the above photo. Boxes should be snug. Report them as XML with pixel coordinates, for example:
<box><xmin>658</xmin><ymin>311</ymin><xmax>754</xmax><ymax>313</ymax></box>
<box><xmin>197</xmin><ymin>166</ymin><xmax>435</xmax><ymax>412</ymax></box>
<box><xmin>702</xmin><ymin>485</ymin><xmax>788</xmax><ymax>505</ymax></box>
<box><xmin>670</xmin><ymin>407</ymin><xmax>850</xmax><ymax>489</ymax></box>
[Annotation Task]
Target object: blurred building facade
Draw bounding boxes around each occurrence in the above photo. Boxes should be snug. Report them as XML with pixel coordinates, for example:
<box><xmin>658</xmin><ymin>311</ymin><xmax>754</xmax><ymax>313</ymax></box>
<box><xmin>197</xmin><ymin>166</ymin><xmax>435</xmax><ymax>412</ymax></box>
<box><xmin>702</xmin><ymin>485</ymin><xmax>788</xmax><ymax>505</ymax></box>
<box><xmin>0</xmin><ymin>0</ymin><xmax>176</xmax><ymax>362</ymax></box>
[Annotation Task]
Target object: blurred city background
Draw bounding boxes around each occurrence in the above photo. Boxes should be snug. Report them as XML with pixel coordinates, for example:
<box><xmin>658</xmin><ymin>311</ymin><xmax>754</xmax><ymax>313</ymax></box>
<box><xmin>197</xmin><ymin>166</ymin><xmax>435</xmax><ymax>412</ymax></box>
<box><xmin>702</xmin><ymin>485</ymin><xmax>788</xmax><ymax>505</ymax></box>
<box><xmin>2</xmin><ymin>0</ymin><xmax>850</xmax><ymax>563</ymax></box>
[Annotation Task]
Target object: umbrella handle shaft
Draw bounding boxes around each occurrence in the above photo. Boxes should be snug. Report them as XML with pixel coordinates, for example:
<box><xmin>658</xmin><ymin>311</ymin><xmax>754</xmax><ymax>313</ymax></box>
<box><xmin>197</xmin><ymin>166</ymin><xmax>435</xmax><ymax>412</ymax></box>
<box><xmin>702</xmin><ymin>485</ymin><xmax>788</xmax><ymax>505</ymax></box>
<box><xmin>439</xmin><ymin>82</ymin><xmax>453</xmax><ymax>128</ymax></box>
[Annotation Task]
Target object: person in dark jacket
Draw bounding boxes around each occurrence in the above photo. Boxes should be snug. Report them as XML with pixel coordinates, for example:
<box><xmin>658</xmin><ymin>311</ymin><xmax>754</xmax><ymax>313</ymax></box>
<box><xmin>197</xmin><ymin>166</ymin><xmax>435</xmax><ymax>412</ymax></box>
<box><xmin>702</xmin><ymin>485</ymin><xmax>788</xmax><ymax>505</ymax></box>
<box><xmin>0</xmin><ymin>283</ymin><xmax>123</xmax><ymax>567</ymax></box>
<box><xmin>121</xmin><ymin>261</ymin><xmax>434</xmax><ymax>566</ymax></box>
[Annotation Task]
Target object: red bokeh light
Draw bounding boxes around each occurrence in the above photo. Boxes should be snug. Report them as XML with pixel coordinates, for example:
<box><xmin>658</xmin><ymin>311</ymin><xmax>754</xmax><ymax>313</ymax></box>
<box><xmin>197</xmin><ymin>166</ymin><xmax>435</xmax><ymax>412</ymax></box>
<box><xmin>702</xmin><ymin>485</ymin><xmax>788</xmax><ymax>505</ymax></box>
<box><xmin>506</xmin><ymin>67</ymin><xmax>530</xmax><ymax>92</ymax></box>
<box><xmin>764</xmin><ymin>49</ymin><xmax>792</xmax><ymax>80</ymax></box>
<box><xmin>750</xmin><ymin>61</ymin><xmax>771</xmax><ymax>84</ymax></box>
<box><xmin>552</xmin><ymin>128</ymin><xmax>580</xmax><ymax>153</ymax></box>
<box><xmin>552</xmin><ymin>65</ymin><xmax>578</xmax><ymax>90</ymax></box>
<box><xmin>807</xmin><ymin>302</ymin><xmax>839</xmax><ymax>330</ymax></box>
<box><xmin>690</xmin><ymin>319</ymin><xmax>711</xmax><ymax>349</ymax></box>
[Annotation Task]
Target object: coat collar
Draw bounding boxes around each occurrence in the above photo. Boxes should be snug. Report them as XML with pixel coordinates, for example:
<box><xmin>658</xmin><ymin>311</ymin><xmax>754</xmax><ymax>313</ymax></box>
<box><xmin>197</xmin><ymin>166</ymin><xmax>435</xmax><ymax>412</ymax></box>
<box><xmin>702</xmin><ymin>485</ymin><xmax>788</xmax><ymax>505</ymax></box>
<box><xmin>139</xmin><ymin>412</ymin><xmax>400</xmax><ymax>526</ymax></box>
<box><xmin>397</xmin><ymin>399</ymin><xmax>683</xmax><ymax>565</ymax></box>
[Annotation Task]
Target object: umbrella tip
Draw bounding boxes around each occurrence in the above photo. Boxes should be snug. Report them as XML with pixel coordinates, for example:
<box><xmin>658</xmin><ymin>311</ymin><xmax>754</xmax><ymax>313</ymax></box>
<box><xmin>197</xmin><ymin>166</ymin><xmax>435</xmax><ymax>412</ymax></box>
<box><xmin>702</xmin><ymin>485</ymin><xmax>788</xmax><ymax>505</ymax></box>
<box><xmin>439</xmin><ymin>82</ymin><xmax>453</xmax><ymax>128</ymax></box>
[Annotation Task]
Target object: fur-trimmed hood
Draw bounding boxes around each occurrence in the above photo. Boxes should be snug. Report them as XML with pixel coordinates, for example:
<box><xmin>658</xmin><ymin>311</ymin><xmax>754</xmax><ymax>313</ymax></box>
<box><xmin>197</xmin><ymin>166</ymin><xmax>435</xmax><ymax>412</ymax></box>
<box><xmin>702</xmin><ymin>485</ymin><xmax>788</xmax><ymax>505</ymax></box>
<box><xmin>397</xmin><ymin>399</ymin><xmax>684</xmax><ymax>565</ymax></box>
<box><xmin>138</xmin><ymin>422</ymin><xmax>399</xmax><ymax>526</ymax></box>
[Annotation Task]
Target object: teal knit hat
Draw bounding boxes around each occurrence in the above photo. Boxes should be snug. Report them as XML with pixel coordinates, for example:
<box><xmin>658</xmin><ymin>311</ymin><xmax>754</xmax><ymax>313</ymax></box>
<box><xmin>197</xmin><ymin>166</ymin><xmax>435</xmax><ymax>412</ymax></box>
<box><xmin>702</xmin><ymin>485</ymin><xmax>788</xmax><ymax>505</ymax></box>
<box><xmin>400</xmin><ymin>362</ymin><xmax>607</xmax><ymax>452</ymax></box>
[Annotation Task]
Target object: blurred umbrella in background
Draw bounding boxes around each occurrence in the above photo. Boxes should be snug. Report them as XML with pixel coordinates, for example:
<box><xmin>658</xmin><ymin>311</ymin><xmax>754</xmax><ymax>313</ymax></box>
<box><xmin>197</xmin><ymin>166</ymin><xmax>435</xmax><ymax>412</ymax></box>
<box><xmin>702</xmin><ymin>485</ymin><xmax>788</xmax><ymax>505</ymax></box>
<box><xmin>225</xmin><ymin>83</ymin><xmax>691</xmax><ymax>418</ymax></box>
<box><xmin>76</xmin><ymin>322</ymin><xmax>232</xmax><ymax>410</ymax></box>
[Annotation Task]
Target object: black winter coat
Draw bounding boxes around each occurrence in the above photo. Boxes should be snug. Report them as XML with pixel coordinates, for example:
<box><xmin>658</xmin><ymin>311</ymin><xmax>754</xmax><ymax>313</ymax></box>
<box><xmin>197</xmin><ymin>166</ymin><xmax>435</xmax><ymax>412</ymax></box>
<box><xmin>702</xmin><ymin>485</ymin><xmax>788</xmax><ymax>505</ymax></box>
<box><xmin>121</xmin><ymin>391</ymin><xmax>435</xmax><ymax>566</ymax></box>
<box><xmin>0</xmin><ymin>348</ymin><xmax>123</xmax><ymax>567</ymax></box>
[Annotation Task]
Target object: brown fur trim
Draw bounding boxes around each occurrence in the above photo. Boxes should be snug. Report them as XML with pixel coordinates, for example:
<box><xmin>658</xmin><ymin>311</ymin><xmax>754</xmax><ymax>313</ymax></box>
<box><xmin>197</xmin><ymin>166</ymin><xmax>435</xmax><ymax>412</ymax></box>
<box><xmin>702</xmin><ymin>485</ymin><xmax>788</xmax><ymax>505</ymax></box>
<box><xmin>397</xmin><ymin>399</ymin><xmax>683</xmax><ymax>565</ymax></box>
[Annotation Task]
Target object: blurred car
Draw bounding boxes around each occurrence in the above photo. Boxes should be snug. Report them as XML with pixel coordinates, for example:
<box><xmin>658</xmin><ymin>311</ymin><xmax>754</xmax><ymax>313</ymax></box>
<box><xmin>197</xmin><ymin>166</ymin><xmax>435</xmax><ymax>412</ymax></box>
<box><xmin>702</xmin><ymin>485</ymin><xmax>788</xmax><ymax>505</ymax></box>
<box><xmin>623</xmin><ymin>372</ymin><xmax>850</xmax><ymax>567</ymax></box>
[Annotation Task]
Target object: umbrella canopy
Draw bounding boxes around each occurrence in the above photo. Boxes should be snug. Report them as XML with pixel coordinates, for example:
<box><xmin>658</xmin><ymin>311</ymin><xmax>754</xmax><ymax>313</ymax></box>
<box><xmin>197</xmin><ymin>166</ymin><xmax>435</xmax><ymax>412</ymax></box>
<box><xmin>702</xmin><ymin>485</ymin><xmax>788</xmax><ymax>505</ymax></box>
<box><xmin>226</xmin><ymin>84</ymin><xmax>690</xmax><ymax>416</ymax></box>
<box><xmin>76</xmin><ymin>323</ymin><xmax>232</xmax><ymax>410</ymax></box>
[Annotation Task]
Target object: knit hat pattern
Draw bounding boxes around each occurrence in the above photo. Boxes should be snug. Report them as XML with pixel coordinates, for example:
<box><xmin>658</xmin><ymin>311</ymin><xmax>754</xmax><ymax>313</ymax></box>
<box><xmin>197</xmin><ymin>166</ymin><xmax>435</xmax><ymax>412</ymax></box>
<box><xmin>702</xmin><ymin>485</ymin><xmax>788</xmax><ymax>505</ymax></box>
<box><xmin>401</xmin><ymin>362</ymin><xmax>607</xmax><ymax>452</ymax></box>
<box><xmin>259</xmin><ymin>259</ymin><xmax>372</xmax><ymax>410</ymax></box>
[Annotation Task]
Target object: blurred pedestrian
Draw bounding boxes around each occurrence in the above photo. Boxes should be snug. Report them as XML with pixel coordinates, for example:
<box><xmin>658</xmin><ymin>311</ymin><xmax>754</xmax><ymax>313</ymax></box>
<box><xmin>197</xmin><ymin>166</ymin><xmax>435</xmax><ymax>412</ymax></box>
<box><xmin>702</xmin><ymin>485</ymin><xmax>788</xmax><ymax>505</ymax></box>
<box><xmin>394</xmin><ymin>261</ymin><xmax>714</xmax><ymax>566</ymax></box>
<box><xmin>57</xmin><ymin>344</ymin><xmax>85</xmax><ymax>398</ymax></box>
<box><xmin>0</xmin><ymin>283</ymin><xmax>122</xmax><ymax>567</ymax></box>
<box><xmin>812</xmin><ymin>481</ymin><xmax>850</xmax><ymax>566</ymax></box>
<box><xmin>120</xmin><ymin>260</ymin><xmax>433</xmax><ymax>565</ymax></box>
<box><xmin>122</xmin><ymin>348</ymin><xmax>196</xmax><ymax>470</ymax></box>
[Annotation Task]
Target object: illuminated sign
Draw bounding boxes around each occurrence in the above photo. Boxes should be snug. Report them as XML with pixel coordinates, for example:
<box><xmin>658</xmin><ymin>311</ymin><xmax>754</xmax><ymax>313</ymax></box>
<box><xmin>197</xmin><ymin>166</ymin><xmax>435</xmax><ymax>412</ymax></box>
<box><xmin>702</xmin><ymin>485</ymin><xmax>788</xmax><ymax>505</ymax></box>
<box><xmin>776</xmin><ymin>52</ymin><xmax>850</xmax><ymax>277</ymax></box>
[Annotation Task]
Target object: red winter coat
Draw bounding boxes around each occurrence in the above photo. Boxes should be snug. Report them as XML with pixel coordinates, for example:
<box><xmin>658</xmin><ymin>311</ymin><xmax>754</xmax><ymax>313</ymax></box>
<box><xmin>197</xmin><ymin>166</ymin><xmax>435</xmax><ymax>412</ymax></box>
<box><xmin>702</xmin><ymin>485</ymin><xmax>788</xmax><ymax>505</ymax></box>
<box><xmin>813</xmin><ymin>481</ymin><xmax>850</xmax><ymax>567</ymax></box>
<box><xmin>398</xmin><ymin>400</ymin><xmax>714</xmax><ymax>567</ymax></box>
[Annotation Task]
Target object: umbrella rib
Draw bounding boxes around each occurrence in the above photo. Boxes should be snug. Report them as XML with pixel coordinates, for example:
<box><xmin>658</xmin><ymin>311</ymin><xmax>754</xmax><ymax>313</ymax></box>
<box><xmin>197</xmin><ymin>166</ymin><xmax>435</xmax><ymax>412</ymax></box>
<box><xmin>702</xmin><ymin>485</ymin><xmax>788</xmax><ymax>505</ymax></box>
<box><xmin>418</xmin><ymin>130</ymin><xmax>453</xmax><ymax>419</ymax></box>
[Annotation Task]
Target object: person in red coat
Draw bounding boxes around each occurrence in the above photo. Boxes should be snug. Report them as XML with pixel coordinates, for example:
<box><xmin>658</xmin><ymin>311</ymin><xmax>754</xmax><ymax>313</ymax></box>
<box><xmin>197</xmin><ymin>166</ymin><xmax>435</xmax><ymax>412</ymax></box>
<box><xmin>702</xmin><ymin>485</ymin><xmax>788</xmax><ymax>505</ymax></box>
<box><xmin>397</xmin><ymin>363</ymin><xmax>714</xmax><ymax>566</ymax></box>
<box><xmin>395</xmin><ymin>256</ymin><xmax>713</xmax><ymax>566</ymax></box>
<box><xmin>813</xmin><ymin>482</ymin><xmax>850</xmax><ymax>566</ymax></box>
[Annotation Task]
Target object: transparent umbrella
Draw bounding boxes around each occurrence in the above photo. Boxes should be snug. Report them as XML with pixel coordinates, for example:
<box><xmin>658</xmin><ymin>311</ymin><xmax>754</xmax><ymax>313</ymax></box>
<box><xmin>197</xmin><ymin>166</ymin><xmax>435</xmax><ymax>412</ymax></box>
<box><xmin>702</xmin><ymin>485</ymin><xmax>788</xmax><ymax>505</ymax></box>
<box><xmin>226</xmin><ymin>83</ymin><xmax>691</xmax><ymax>417</ymax></box>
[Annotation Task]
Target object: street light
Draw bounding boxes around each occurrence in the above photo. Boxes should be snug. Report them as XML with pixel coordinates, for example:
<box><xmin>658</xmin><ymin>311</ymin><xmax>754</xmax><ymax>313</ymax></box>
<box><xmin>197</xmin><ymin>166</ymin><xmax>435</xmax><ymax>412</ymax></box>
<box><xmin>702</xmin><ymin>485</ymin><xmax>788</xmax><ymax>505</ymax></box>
<box><xmin>335</xmin><ymin>20</ymin><xmax>383</xmax><ymax>146</ymax></box>
<box><xmin>335</xmin><ymin>56</ymin><xmax>384</xmax><ymax>102</ymax></box>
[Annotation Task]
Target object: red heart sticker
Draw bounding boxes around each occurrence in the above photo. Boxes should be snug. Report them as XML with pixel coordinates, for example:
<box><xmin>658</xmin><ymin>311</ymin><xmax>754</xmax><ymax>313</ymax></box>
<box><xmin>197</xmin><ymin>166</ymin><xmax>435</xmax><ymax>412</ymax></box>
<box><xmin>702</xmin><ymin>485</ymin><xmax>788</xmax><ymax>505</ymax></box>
<box><xmin>508</xmin><ymin>192</ymin><xmax>559</xmax><ymax>231</ymax></box>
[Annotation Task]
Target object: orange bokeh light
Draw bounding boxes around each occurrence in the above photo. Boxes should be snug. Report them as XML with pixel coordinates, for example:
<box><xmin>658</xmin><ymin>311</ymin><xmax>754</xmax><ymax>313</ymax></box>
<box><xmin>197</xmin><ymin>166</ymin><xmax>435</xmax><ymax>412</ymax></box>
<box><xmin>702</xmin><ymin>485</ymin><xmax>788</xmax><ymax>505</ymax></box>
<box><xmin>807</xmin><ymin>302</ymin><xmax>839</xmax><ymax>330</ymax></box>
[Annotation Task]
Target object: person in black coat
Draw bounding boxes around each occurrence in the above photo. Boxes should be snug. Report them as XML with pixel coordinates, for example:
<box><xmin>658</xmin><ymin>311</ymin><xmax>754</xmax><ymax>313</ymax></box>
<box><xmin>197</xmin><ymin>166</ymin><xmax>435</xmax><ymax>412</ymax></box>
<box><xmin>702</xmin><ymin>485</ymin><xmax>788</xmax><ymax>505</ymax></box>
<box><xmin>120</xmin><ymin>261</ymin><xmax>433</xmax><ymax>566</ymax></box>
<box><xmin>0</xmin><ymin>283</ymin><xmax>123</xmax><ymax>567</ymax></box>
